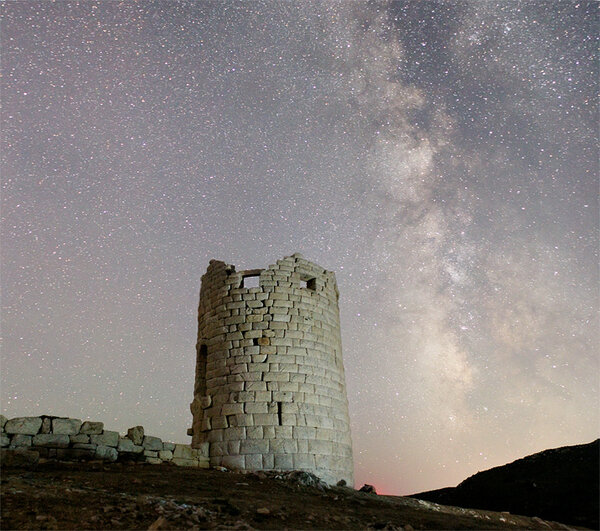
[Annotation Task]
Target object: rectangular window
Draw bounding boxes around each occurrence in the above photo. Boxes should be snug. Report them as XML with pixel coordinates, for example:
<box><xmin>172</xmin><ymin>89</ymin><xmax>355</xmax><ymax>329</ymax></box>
<box><xmin>301</xmin><ymin>277</ymin><xmax>316</xmax><ymax>290</ymax></box>
<box><xmin>241</xmin><ymin>275</ymin><xmax>260</xmax><ymax>288</ymax></box>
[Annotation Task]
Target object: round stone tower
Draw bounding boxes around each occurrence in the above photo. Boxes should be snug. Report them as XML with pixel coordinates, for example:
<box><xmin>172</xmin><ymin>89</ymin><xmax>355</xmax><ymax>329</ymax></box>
<box><xmin>190</xmin><ymin>253</ymin><xmax>354</xmax><ymax>485</ymax></box>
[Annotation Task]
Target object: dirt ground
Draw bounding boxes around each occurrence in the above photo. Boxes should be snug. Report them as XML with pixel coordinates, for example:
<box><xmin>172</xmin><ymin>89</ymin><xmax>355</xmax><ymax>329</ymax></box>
<box><xmin>0</xmin><ymin>461</ymin><xmax>582</xmax><ymax>530</ymax></box>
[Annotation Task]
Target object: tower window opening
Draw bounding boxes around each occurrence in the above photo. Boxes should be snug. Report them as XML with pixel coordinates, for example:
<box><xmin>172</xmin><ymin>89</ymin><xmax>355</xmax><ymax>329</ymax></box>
<box><xmin>277</xmin><ymin>402</ymin><xmax>283</xmax><ymax>425</ymax></box>
<box><xmin>301</xmin><ymin>277</ymin><xmax>316</xmax><ymax>290</ymax></box>
<box><xmin>241</xmin><ymin>274</ymin><xmax>260</xmax><ymax>288</ymax></box>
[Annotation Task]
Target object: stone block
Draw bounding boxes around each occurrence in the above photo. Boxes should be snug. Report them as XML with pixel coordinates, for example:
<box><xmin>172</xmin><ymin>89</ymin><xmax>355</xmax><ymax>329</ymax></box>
<box><xmin>32</xmin><ymin>434</ymin><xmax>70</xmax><ymax>448</ymax></box>
<box><xmin>144</xmin><ymin>450</ymin><xmax>158</xmax><ymax>458</ymax></box>
<box><xmin>70</xmin><ymin>434</ymin><xmax>90</xmax><ymax>444</ymax></box>
<box><xmin>240</xmin><ymin>439</ymin><xmax>269</xmax><ymax>454</ymax></box>
<box><xmin>4</xmin><ymin>417</ymin><xmax>42</xmax><ymax>435</ymax></box>
<box><xmin>222</xmin><ymin>454</ymin><xmax>245</xmax><ymax>469</ymax></box>
<box><xmin>159</xmin><ymin>450</ymin><xmax>173</xmax><ymax>461</ymax></box>
<box><xmin>245</xmin><ymin>453</ymin><xmax>262</xmax><ymax>469</ymax></box>
<box><xmin>1</xmin><ymin>435</ymin><xmax>9</xmax><ymax>447</ymax></box>
<box><xmin>91</xmin><ymin>431</ymin><xmax>119</xmax><ymax>448</ymax></box>
<box><xmin>72</xmin><ymin>443</ymin><xmax>97</xmax><ymax>450</ymax></box>
<box><xmin>172</xmin><ymin>457</ymin><xmax>197</xmax><ymax>467</ymax></box>
<box><xmin>142</xmin><ymin>435</ymin><xmax>163</xmax><ymax>451</ymax></box>
<box><xmin>127</xmin><ymin>426</ymin><xmax>144</xmax><ymax>445</ymax></box>
<box><xmin>269</xmin><ymin>439</ymin><xmax>297</xmax><ymax>453</ymax></box>
<box><xmin>145</xmin><ymin>457</ymin><xmax>161</xmax><ymax>464</ymax></box>
<box><xmin>9</xmin><ymin>434</ymin><xmax>32</xmax><ymax>447</ymax></box>
<box><xmin>0</xmin><ymin>415</ymin><xmax>7</xmax><ymax>431</ymax></box>
<box><xmin>80</xmin><ymin>421</ymin><xmax>104</xmax><ymax>434</ymax></box>
<box><xmin>118</xmin><ymin>438</ymin><xmax>143</xmax><ymax>453</ymax></box>
<box><xmin>274</xmin><ymin>454</ymin><xmax>294</xmax><ymax>470</ymax></box>
<box><xmin>52</xmin><ymin>418</ymin><xmax>82</xmax><ymax>435</ymax></box>
<box><xmin>40</xmin><ymin>417</ymin><xmax>52</xmax><ymax>434</ymax></box>
<box><xmin>95</xmin><ymin>445</ymin><xmax>118</xmax><ymax>461</ymax></box>
<box><xmin>173</xmin><ymin>444</ymin><xmax>193</xmax><ymax>459</ymax></box>
<box><xmin>162</xmin><ymin>442</ymin><xmax>175</xmax><ymax>452</ymax></box>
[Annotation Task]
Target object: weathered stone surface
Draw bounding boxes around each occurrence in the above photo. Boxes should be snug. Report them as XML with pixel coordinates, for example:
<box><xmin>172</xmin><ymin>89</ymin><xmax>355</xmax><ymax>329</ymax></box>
<box><xmin>127</xmin><ymin>426</ymin><xmax>144</xmax><ymax>445</ymax></box>
<box><xmin>146</xmin><ymin>457</ymin><xmax>162</xmax><ymax>465</ymax></box>
<box><xmin>142</xmin><ymin>435</ymin><xmax>162</xmax><ymax>451</ymax></box>
<box><xmin>4</xmin><ymin>417</ymin><xmax>42</xmax><ymax>435</ymax></box>
<box><xmin>159</xmin><ymin>450</ymin><xmax>173</xmax><ymax>461</ymax></box>
<box><xmin>172</xmin><ymin>457</ymin><xmax>197</xmax><ymax>467</ymax></box>
<box><xmin>40</xmin><ymin>417</ymin><xmax>52</xmax><ymax>434</ymax></box>
<box><xmin>72</xmin><ymin>443</ymin><xmax>97</xmax><ymax>450</ymax></box>
<box><xmin>162</xmin><ymin>442</ymin><xmax>175</xmax><ymax>452</ymax></box>
<box><xmin>9</xmin><ymin>434</ymin><xmax>32</xmax><ymax>447</ymax></box>
<box><xmin>90</xmin><ymin>431</ymin><xmax>119</xmax><ymax>447</ymax></box>
<box><xmin>32</xmin><ymin>434</ymin><xmax>70</xmax><ymax>448</ymax></box>
<box><xmin>1</xmin><ymin>435</ymin><xmax>10</xmax><ymax>447</ymax></box>
<box><xmin>70</xmin><ymin>434</ymin><xmax>90</xmax><ymax>444</ymax></box>
<box><xmin>143</xmin><ymin>450</ymin><xmax>158</xmax><ymax>458</ymax></box>
<box><xmin>52</xmin><ymin>418</ymin><xmax>82</xmax><ymax>435</ymax></box>
<box><xmin>0</xmin><ymin>448</ymin><xmax>39</xmax><ymax>467</ymax></box>
<box><xmin>117</xmin><ymin>437</ymin><xmax>143</xmax><ymax>453</ymax></box>
<box><xmin>0</xmin><ymin>414</ymin><xmax>7</xmax><ymax>431</ymax></box>
<box><xmin>95</xmin><ymin>445</ymin><xmax>118</xmax><ymax>462</ymax></box>
<box><xmin>173</xmin><ymin>444</ymin><xmax>193</xmax><ymax>459</ymax></box>
<box><xmin>80</xmin><ymin>421</ymin><xmax>104</xmax><ymax>435</ymax></box>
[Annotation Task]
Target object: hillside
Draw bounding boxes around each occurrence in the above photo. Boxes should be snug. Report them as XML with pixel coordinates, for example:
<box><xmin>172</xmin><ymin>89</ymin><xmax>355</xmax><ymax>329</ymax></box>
<box><xmin>410</xmin><ymin>439</ymin><xmax>599</xmax><ymax>529</ymax></box>
<box><xmin>0</xmin><ymin>459</ymin><xmax>581</xmax><ymax>530</ymax></box>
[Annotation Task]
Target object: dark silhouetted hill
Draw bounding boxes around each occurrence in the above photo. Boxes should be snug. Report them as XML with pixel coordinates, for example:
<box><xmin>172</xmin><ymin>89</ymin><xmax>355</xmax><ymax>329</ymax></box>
<box><xmin>410</xmin><ymin>439</ymin><xmax>599</xmax><ymax>529</ymax></box>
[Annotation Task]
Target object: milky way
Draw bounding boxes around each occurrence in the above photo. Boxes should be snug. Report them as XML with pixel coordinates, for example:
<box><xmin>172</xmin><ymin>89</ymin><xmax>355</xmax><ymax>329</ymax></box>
<box><xmin>2</xmin><ymin>1</ymin><xmax>598</xmax><ymax>493</ymax></box>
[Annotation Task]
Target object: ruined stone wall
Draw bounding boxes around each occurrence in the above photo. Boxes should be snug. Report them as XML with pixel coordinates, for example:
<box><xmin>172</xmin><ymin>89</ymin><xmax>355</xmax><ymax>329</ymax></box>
<box><xmin>190</xmin><ymin>254</ymin><xmax>354</xmax><ymax>486</ymax></box>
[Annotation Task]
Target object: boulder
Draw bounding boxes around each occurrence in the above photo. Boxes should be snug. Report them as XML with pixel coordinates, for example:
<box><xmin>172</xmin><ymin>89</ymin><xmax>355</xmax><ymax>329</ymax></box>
<box><xmin>32</xmin><ymin>434</ymin><xmax>70</xmax><ymax>448</ymax></box>
<box><xmin>1</xmin><ymin>435</ymin><xmax>9</xmax><ymax>447</ymax></box>
<box><xmin>95</xmin><ymin>445</ymin><xmax>118</xmax><ymax>462</ymax></box>
<box><xmin>359</xmin><ymin>484</ymin><xmax>377</xmax><ymax>494</ymax></box>
<box><xmin>4</xmin><ymin>417</ymin><xmax>42</xmax><ymax>435</ymax></box>
<box><xmin>142</xmin><ymin>435</ymin><xmax>163</xmax><ymax>451</ymax></box>
<box><xmin>52</xmin><ymin>418</ymin><xmax>82</xmax><ymax>435</ymax></box>
<box><xmin>9</xmin><ymin>434</ymin><xmax>32</xmax><ymax>447</ymax></box>
<box><xmin>0</xmin><ymin>414</ymin><xmax>7</xmax><ymax>431</ymax></box>
<box><xmin>159</xmin><ymin>450</ymin><xmax>173</xmax><ymax>461</ymax></box>
<box><xmin>127</xmin><ymin>426</ymin><xmax>144</xmax><ymax>445</ymax></box>
<box><xmin>80</xmin><ymin>421</ymin><xmax>104</xmax><ymax>435</ymax></box>
<box><xmin>91</xmin><ymin>431</ymin><xmax>119</xmax><ymax>447</ymax></box>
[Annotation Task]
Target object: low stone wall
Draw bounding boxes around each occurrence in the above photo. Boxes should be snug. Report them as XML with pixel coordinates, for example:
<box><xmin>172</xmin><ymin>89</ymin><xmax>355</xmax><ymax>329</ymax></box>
<box><xmin>0</xmin><ymin>415</ymin><xmax>208</xmax><ymax>467</ymax></box>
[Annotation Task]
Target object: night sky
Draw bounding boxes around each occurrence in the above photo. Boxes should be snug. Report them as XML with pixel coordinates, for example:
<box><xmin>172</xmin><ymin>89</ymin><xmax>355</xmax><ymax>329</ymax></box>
<box><xmin>2</xmin><ymin>1</ymin><xmax>598</xmax><ymax>494</ymax></box>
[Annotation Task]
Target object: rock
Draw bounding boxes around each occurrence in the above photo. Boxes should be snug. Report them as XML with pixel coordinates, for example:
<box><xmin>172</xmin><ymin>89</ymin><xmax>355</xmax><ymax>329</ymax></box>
<box><xmin>359</xmin><ymin>484</ymin><xmax>377</xmax><ymax>494</ymax></box>
<box><xmin>148</xmin><ymin>516</ymin><xmax>169</xmax><ymax>530</ymax></box>
<box><xmin>32</xmin><ymin>434</ymin><xmax>70</xmax><ymax>448</ymax></box>
<box><xmin>0</xmin><ymin>414</ymin><xmax>7</xmax><ymax>431</ymax></box>
<box><xmin>142</xmin><ymin>435</ymin><xmax>163</xmax><ymax>451</ymax></box>
<box><xmin>1</xmin><ymin>435</ymin><xmax>9</xmax><ymax>447</ymax></box>
<box><xmin>91</xmin><ymin>431</ymin><xmax>119</xmax><ymax>447</ymax></box>
<box><xmin>146</xmin><ymin>457</ymin><xmax>162</xmax><ymax>464</ymax></box>
<box><xmin>52</xmin><ymin>418</ymin><xmax>82</xmax><ymax>435</ymax></box>
<box><xmin>256</xmin><ymin>507</ymin><xmax>270</xmax><ymax>515</ymax></box>
<box><xmin>70</xmin><ymin>433</ymin><xmax>90</xmax><ymax>444</ymax></box>
<box><xmin>72</xmin><ymin>443</ymin><xmax>97</xmax><ymax>450</ymax></box>
<box><xmin>159</xmin><ymin>450</ymin><xmax>173</xmax><ymax>461</ymax></box>
<box><xmin>117</xmin><ymin>437</ymin><xmax>143</xmax><ymax>453</ymax></box>
<box><xmin>80</xmin><ymin>421</ymin><xmax>104</xmax><ymax>434</ymax></box>
<box><xmin>173</xmin><ymin>444</ymin><xmax>193</xmax><ymax>459</ymax></box>
<box><xmin>4</xmin><ymin>417</ymin><xmax>42</xmax><ymax>435</ymax></box>
<box><xmin>172</xmin><ymin>457</ymin><xmax>197</xmax><ymax>467</ymax></box>
<box><xmin>127</xmin><ymin>426</ymin><xmax>144</xmax><ymax>445</ymax></box>
<box><xmin>162</xmin><ymin>442</ymin><xmax>175</xmax><ymax>452</ymax></box>
<box><xmin>337</xmin><ymin>479</ymin><xmax>347</xmax><ymax>487</ymax></box>
<box><xmin>40</xmin><ymin>416</ymin><xmax>53</xmax><ymax>434</ymax></box>
<box><xmin>144</xmin><ymin>450</ymin><xmax>158</xmax><ymax>458</ymax></box>
<box><xmin>9</xmin><ymin>434</ymin><xmax>32</xmax><ymax>447</ymax></box>
<box><xmin>0</xmin><ymin>448</ymin><xmax>39</xmax><ymax>467</ymax></box>
<box><xmin>95</xmin><ymin>445</ymin><xmax>118</xmax><ymax>462</ymax></box>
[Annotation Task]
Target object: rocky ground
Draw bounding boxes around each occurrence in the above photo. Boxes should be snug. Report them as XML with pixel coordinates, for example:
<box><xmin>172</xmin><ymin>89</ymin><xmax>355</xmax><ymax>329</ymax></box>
<box><xmin>0</xmin><ymin>461</ymin><xmax>583</xmax><ymax>530</ymax></box>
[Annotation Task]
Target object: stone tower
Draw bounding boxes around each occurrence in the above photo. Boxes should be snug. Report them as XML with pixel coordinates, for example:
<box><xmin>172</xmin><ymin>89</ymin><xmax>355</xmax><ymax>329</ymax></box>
<box><xmin>190</xmin><ymin>253</ymin><xmax>353</xmax><ymax>485</ymax></box>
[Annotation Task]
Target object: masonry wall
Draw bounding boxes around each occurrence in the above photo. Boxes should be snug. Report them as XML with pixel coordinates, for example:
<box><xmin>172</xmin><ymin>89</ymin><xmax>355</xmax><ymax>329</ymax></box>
<box><xmin>190</xmin><ymin>254</ymin><xmax>354</xmax><ymax>486</ymax></box>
